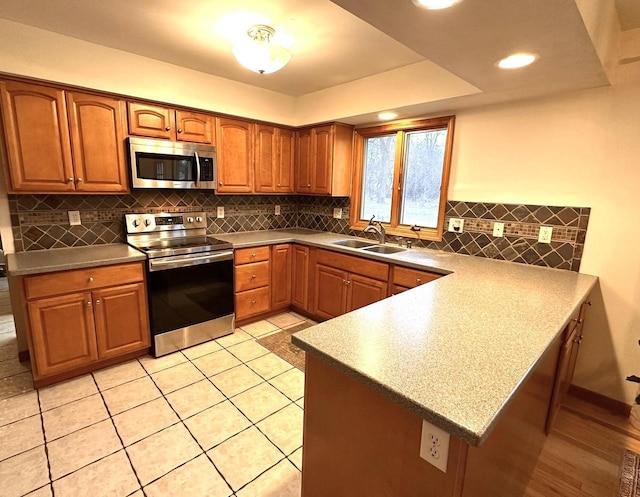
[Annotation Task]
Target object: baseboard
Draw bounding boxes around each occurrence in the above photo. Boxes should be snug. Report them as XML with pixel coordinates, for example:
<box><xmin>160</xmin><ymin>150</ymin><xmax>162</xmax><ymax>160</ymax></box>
<box><xmin>568</xmin><ymin>384</ymin><xmax>632</xmax><ymax>417</ymax></box>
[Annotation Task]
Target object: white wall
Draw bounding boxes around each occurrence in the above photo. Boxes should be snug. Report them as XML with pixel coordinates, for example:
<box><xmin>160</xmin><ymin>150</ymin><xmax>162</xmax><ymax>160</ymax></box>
<box><xmin>449</xmin><ymin>52</ymin><xmax>640</xmax><ymax>404</ymax></box>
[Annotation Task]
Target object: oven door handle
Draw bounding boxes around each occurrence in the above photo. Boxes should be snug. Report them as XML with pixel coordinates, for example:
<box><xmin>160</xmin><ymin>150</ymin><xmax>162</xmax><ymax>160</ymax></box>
<box><xmin>194</xmin><ymin>152</ymin><xmax>201</xmax><ymax>187</ymax></box>
<box><xmin>148</xmin><ymin>250</ymin><xmax>234</xmax><ymax>272</ymax></box>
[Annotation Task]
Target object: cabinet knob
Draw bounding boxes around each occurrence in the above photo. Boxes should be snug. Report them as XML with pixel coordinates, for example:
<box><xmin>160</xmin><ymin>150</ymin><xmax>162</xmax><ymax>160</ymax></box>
<box><xmin>251</xmin><ymin>253</ymin><xmax>256</xmax><ymax>258</ymax></box>
<box><xmin>416</xmin><ymin>278</ymin><xmax>422</xmax><ymax>284</ymax></box>
<box><xmin>95</xmin><ymin>299</ymin><xmax>101</xmax><ymax>304</ymax></box>
<box><xmin>178</xmin><ymin>128</ymin><xmax>183</xmax><ymax>133</ymax></box>
<box><xmin>251</xmin><ymin>274</ymin><xmax>256</xmax><ymax>279</ymax></box>
<box><xmin>165</xmin><ymin>126</ymin><xmax>171</xmax><ymax>131</ymax></box>
<box><xmin>278</xmin><ymin>183</ymin><xmax>281</xmax><ymax>187</ymax></box>
<box><xmin>67</xmin><ymin>177</ymin><xmax>74</xmax><ymax>182</ymax></box>
<box><xmin>307</xmin><ymin>183</ymin><xmax>311</xmax><ymax>187</ymax></box>
<box><xmin>88</xmin><ymin>277</ymin><xmax>94</xmax><ymax>283</ymax></box>
<box><xmin>219</xmin><ymin>182</ymin><xmax>223</xmax><ymax>186</ymax></box>
<box><xmin>251</xmin><ymin>300</ymin><xmax>256</xmax><ymax>305</ymax></box>
<box><xmin>86</xmin><ymin>301</ymin><xmax>92</xmax><ymax>307</ymax></box>
<box><xmin>77</xmin><ymin>177</ymin><xmax>83</xmax><ymax>182</ymax></box>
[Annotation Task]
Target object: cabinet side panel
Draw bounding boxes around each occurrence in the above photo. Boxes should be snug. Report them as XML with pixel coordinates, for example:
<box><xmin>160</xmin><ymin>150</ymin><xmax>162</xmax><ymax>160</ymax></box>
<box><xmin>302</xmin><ymin>354</ymin><xmax>466</xmax><ymax>497</ymax></box>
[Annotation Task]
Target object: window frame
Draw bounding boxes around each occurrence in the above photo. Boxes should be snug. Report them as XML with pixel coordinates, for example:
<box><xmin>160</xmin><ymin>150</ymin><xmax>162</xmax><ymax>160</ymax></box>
<box><xmin>349</xmin><ymin>115</ymin><xmax>455</xmax><ymax>242</ymax></box>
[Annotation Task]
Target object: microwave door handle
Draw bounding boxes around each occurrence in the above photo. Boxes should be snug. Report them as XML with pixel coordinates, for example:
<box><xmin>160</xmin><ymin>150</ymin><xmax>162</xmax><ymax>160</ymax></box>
<box><xmin>194</xmin><ymin>152</ymin><xmax>201</xmax><ymax>187</ymax></box>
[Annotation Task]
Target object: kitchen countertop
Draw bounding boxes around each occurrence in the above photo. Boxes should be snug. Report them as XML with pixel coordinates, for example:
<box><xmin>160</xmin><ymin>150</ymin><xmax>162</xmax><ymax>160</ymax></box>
<box><xmin>6</xmin><ymin>244</ymin><xmax>147</xmax><ymax>276</ymax></box>
<box><xmin>216</xmin><ymin>229</ymin><xmax>598</xmax><ymax>446</ymax></box>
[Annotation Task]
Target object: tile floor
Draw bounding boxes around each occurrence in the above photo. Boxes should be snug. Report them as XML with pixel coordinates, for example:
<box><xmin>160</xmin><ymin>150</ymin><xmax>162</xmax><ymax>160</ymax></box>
<box><xmin>0</xmin><ymin>276</ymin><xmax>311</xmax><ymax>497</ymax></box>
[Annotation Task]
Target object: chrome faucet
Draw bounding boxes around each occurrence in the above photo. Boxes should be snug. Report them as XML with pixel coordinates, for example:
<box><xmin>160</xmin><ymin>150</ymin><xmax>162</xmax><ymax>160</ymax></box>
<box><xmin>364</xmin><ymin>215</ymin><xmax>386</xmax><ymax>244</ymax></box>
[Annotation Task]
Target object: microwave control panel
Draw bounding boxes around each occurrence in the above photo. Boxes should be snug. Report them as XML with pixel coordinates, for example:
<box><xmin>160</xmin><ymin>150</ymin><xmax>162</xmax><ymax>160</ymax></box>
<box><xmin>200</xmin><ymin>157</ymin><xmax>214</xmax><ymax>182</ymax></box>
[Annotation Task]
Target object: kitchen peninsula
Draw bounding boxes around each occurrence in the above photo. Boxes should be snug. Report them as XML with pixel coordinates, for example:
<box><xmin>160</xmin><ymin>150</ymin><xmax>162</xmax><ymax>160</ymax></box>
<box><xmin>214</xmin><ymin>229</ymin><xmax>597</xmax><ymax>497</ymax></box>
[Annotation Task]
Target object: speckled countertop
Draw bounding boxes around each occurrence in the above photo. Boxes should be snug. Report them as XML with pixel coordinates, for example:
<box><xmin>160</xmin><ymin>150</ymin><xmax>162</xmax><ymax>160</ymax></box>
<box><xmin>6</xmin><ymin>244</ymin><xmax>146</xmax><ymax>276</ymax></box>
<box><xmin>216</xmin><ymin>229</ymin><xmax>598</xmax><ymax>446</ymax></box>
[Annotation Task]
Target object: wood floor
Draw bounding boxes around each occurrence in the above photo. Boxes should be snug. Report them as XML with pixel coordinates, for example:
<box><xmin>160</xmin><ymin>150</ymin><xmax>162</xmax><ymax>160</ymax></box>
<box><xmin>524</xmin><ymin>395</ymin><xmax>640</xmax><ymax>497</ymax></box>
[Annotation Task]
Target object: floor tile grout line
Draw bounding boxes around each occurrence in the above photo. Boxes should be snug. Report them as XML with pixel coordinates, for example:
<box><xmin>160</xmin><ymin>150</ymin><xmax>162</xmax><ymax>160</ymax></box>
<box><xmin>89</xmin><ymin>373</ymin><xmax>146</xmax><ymax>497</ymax></box>
<box><xmin>0</xmin><ymin>367</ymin><xmax>33</xmax><ymax>382</ymax></box>
<box><xmin>35</xmin><ymin>388</ymin><xmax>55</xmax><ymax>496</ymax></box>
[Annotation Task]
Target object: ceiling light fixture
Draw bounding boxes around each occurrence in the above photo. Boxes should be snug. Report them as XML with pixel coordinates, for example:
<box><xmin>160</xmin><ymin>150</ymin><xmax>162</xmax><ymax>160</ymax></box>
<box><xmin>232</xmin><ymin>25</ymin><xmax>291</xmax><ymax>74</ymax></box>
<box><xmin>378</xmin><ymin>111</ymin><xmax>398</xmax><ymax>120</ymax></box>
<box><xmin>497</xmin><ymin>53</ymin><xmax>537</xmax><ymax>69</ymax></box>
<box><xmin>411</xmin><ymin>0</ymin><xmax>462</xmax><ymax>10</ymax></box>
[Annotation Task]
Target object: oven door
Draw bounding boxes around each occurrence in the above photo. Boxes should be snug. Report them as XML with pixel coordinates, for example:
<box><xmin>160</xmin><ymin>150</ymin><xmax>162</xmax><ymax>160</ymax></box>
<box><xmin>146</xmin><ymin>251</ymin><xmax>234</xmax><ymax>346</ymax></box>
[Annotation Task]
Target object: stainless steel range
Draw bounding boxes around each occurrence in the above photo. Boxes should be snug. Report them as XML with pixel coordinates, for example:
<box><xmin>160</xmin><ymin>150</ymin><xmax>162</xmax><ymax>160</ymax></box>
<box><xmin>125</xmin><ymin>211</ymin><xmax>234</xmax><ymax>357</ymax></box>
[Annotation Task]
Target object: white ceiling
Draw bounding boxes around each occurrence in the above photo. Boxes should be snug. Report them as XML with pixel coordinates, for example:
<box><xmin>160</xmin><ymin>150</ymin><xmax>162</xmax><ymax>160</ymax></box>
<box><xmin>0</xmin><ymin>0</ymin><xmax>633</xmax><ymax>121</ymax></box>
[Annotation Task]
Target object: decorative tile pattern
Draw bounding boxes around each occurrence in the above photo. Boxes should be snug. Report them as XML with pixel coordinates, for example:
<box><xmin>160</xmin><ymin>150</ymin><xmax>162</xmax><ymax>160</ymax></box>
<box><xmin>297</xmin><ymin>197</ymin><xmax>590</xmax><ymax>272</ymax></box>
<box><xmin>9</xmin><ymin>192</ymin><xmax>298</xmax><ymax>251</ymax></box>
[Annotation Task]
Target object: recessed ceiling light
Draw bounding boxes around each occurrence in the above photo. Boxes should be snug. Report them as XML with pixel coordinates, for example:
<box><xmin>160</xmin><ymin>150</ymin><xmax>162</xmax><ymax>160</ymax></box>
<box><xmin>412</xmin><ymin>0</ymin><xmax>462</xmax><ymax>10</ymax></box>
<box><xmin>378</xmin><ymin>112</ymin><xmax>398</xmax><ymax>120</ymax></box>
<box><xmin>497</xmin><ymin>53</ymin><xmax>538</xmax><ymax>69</ymax></box>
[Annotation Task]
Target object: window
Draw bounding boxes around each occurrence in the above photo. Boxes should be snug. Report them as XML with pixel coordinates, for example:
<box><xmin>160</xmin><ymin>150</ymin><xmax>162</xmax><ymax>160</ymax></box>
<box><xmin>350</xmin><ymin>116</ymin><xmax>455</xmax><ymax>241</ymax></box>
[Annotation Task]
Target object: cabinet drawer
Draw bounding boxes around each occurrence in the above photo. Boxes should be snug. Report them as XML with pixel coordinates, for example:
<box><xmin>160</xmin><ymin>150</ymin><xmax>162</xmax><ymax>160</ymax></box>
<box><xmin>235</xmin><ymin>246</ymin><xmax>270</xmax><ymax>265</ymax></box>
<box><xmin>236</xmin><ymin>287</ymin><xmax>271</xmax><ymax>319</ymax></box>
<box><xmin>25</xmin><ymin>263</ymin><xmax>144</xmax><ymax>300</ymax></box>
<box><xmin>393</xmin><ymin>266</ymin><xmax>441</xmax><ymax>289</ymax></box>
<box><xmin>316</xmin><ymin>249</ymin><xmax>389</xmax><ymax>281</ymax></box>
<box><xmin>235</xmin><ymin>261</ymin><xmax>270</xmax><ymax>292</ymax></box>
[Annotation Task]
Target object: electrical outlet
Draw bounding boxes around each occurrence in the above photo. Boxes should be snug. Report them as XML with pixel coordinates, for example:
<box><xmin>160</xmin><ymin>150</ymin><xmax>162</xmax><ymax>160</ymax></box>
<box><xmin>420</xmin><ymin>420</ymin><xmax>450</xmax><ymax>473</ymax></box>
<box><xmin>216</xmin><ymin>206</ymin><xmax>225</xmax><ymax>219</ymax></box>
<box><xmin>538</xmin><ymin>226</ymin><xmax>553</xmax><ymax>243</ymax></box>
<box><xmin>274</xmin><ymin>205</ymin><xmax>281</xmax><ymax>216</ymax></box>
<box><xmin>493</xmin><ymin>222</ymin><xmax>505</xmax><ymax>237</ymax></box>
<box><xmin>333</xmin><ymin>208</ymin><xmax>343</xmax><ymax>219</ymax></box>
<box><xmin>447</xmin><ymin>218</ymin><xmax>464</xmax><ymax>233</ymax></box>
<box><xmin>68</xmin><ymin>211</ymin><xmax>81</xmax><ymax>226</ymax></box>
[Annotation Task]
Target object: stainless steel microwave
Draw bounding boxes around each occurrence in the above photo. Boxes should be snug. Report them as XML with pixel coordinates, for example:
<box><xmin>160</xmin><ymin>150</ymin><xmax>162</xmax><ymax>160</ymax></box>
<box><xmin>128</xmin><ymin>136</ymin><xmax>217</xmax><ymax>190</ymax></box>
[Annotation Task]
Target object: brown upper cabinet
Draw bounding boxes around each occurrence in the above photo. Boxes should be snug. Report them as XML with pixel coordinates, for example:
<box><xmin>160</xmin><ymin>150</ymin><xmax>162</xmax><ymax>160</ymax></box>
<box><xmin>0</xmin><ymin>80</ymin><xmax>128</xmax><ymax>193</ymax></box>
<box><xmin>216</xmin><ymin>117</ymin><xmax>254</xmax><ymax>194</ymax></box>
<box><xmin>127</xmin><ymin>102</ymin><xmax>214</xmax><ymax>144</ymax></box>
<box><xmin>295</xmin><ymin>123</ymin><xmax>353</xmax><ymax>196</ymax></box>
<box><xmin>255</xmin><ymin>125</ymin><xmax>295</xmax><ymax>193</ymax></box>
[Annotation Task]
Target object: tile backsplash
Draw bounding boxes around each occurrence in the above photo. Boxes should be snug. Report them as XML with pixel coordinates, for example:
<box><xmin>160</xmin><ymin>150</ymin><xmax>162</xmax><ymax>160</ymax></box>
<box><xmin>297</xmin><ymin>197</ymin><xmax>590</xmax><ymax>272</ymax></box>
<box><xmin>8</xmin><ymin>192</ymin><xmax>590</xmax><ymax>272</ymax></box>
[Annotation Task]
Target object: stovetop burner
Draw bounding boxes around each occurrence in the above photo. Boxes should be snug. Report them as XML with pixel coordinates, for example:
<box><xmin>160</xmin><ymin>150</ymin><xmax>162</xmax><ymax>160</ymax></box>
<box><xmin>125</xmin><ymin>212</ymin><xmax>232</xmax><ymax>258</ymax></box>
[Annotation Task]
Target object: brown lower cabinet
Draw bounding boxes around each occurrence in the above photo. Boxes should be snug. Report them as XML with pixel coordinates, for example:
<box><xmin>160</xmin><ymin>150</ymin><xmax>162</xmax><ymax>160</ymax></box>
<box><xmin>20</xmin><ymin>262</ymin><xmax>150</xmax><ymax>385</ymax></box>
<box><xmin>234</xmin><ymin>246</ymin><xmax>271</xmax><ymax>321</ymax></box>
<box><xmin>313</xmin><ymin>249</ymin><xmax>389</xmax><ymax>320</ymax></box>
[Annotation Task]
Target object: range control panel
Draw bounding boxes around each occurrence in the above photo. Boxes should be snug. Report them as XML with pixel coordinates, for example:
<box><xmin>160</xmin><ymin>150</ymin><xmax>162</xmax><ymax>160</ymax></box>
<box><xmin>125</xmin><ymin>212</ymin><xmax>207</xmax><ymax>233</ymax></box>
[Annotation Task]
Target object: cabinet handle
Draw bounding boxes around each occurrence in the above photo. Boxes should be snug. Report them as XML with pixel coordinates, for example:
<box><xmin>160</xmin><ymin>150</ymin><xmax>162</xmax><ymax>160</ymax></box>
<box><xmin>95</xmin><ymin>299</ymin><xmax>101</xmax><ymax>304</ymax></box>
<box><xmin>278</xmin><ymin>183</ymin><xmax>281</xmax><ymax>187</ymax></box>
<box><xmin>251</xmin><ymin>274</ymin><xmax>256</xmax><ymax>279</ymax></box>
<box><xmin>178</xmin><ymin>128</ymin><xmax>183</xmax><ymax>133</ymax></box>
<box><xmin>86</xmin><ymin>301</ymin><xmax>92</xmax><ymax>307</ymax></box>
<box><xmin>416</xmin><ymin>278</ymin><xmax>422</xmax><ymax>284</ymax></box>
<box><xmin>165</xmin><ymin>126</ymin><xmax>171</xmax><ymax>131</ymax></box>
<box><xmin>88</xmin><ymin>277</ymin><xmax>94</xmax><ymax>283</ymax></box>
<box><xmin>77</xmin><ymin>177</ymin><xmax>83</xmax><ymax>182</ymax></box>
<box><xmin>219</xmin><ymin>182</ymin><xmax>223</xmax><ymax>186</ymax></box>
<box><xmin>307</xmin><ymin>183</ymin><xmax>311</xmax><ymax>187</ymax></box>
<box><xmin>251</xmin><ymin>253</ymin><xmax>256</xmax><ymax>258</ymax></box>
<box><xmin>251</xmin><ymin>300</ymin><xmax>256</xmax><ymax>305</ymax></box>
<box><xmin>67</xmin><ymin>177</ymin><xmax>74</xmax><ymax>182</ymax></box>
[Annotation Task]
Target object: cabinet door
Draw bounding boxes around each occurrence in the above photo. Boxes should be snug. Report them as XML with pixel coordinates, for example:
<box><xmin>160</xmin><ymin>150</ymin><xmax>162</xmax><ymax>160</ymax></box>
<box><xmin>314</xmin><ymin>264</ymin><xmax>347</xmax><ymax>320</ymax></box>
<box><xmin>216</xmin><ymin>117</ymin><xmax>254</xmax><ymax>193</ymax></box>
<box><xmin>347</xmin><ymin>273</ymin><xmax>388</xmax><ymax>313</ymax></box>
<box><xmin>255</xmin><ymin>124</ymin><xmax>277</xmax><ymax>193</ymax></box>
<box><xmin>276</xmin><ymin>128</ymin><xmax>295</xmax><ymax>192</ymax></box>
<box><xmin>127</xmin><ymin>102</ymin><xmax>175</xmax><ymax>139</ymax></box>
<box><xmin>28</xmin><ymin>292</ymin><xmax>97</xmax><ymax>377</ymax></box>
<box><xmin>546</xmin><ymin>327</ymin><xmax>578</xmax><ymax>433</ymax></box>
<box><xmin>93</xmin><ymin>283</ymin><xmax>150</xmax><ymax>359</ymax></box>
<box><xmin>312</xmin><ymin>125</ymin><xmax>333</xmax><ymax>194</ymax></box>
<box><xmin>176</xmin><ymin>110</ymin><xmax>214</xmax><ymax>144</ymax></box>
<box><xmin>0</xmin><ymin>81</ymin><xmax>75</xmax><ymax>192</ymax></box>
<box><xmin>272</xmin><ymin>244</ymin><xmax>292</xmax><ymax>309</ymax></box>
<box><xmin>67</xmin><ymin>92</ymin><xmax>128</xmax><ymax>193</ymax></box>
<box><xmin>292</xmin><ymin>245</ymin><xmax>310</xmax><ymax>311</ymax></box>
<box><xmin>296</xmin><ymin>128</ymin><xmax>313</xmax><ymax>193</ymax></box>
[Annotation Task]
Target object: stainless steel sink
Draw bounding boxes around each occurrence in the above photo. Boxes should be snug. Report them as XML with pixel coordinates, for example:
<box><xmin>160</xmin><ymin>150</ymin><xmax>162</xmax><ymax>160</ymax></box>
<box><xmin>362</xmin><ymin>245</ymin><xmax>406</xmax><ymax>254</ymax></box>
<box><xmin>331</xmin><ymin>239</ymin><xmax>376</xmax><ymax>249</ymax></box>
